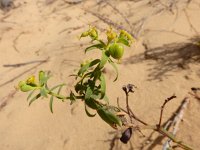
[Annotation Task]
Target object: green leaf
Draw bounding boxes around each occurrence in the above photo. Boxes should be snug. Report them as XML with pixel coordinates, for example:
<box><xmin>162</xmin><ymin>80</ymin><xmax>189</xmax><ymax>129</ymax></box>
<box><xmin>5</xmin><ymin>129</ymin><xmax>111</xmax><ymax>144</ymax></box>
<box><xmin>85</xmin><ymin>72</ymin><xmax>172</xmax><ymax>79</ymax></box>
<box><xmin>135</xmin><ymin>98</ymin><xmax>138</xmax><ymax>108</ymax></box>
<box><xmin>97</xmin><ymin>108</ymin><xmax>122</xmax><ymax>127</ymax></box>
<box><xmin>39</xmin><ymin>71</ymin><xmax>51</xmax><ymax>86</ymax></box>
<box><xmin>50</xmin><ymin>84</ymin><xmax>66</xmax><ymax>92</ymax></box>
<box><xmin>108</xmin><ymin>58</ymin><xmax>118</xmax><ymax>81</ymax></box>
<box><xmin>29</xmin><ymin>93</ymin><xmax>41</xmax><ymax>106</ymax></box>
<box><xmin>85</xmin><ymin>44</ymin><xmax>104</xmax><ymax>53</ymax></box>
<box><xmin>85</xmin><ymin>98</ymin><xmax>99</xmax><ymax>110</ymax></box>
<box><xmin>39</xmin><ymin>71</ymin><xmax>45</xmax><ymax>86</ymax></box>
<box><xmin>100</xmin><ymin>74</ymin><xmax>106</xmax><ymax>99</ymax></box>
<box><xmin>98</xmin><ymin>40</ymin><xmax>106</xmax><ymax>46</ymax></box>
<box><xmin>27</xmin><ymin>89</ymin><xmax>37</xmax><ymax>101</ymax></box>
<box><xmin>78</xmin><ymin>59</ymin><xmax>100</xmax><ymax>76</ymax></box>
<box><xmin>99</xmin><ymin>51</ymin><xmax>109</xmax><ymax>69</ymax></box>
<box><xmin>117</xmin><ymin>37</ymin><xmax>130</xmax><ymax>46</ymax></box>
<box><xmin>85</xmin><ymin>86</ymin><xmax>93</xmax><ymax>100</ymax></box>
<box><xmin>85</xmin><ymin>104</ymin><xmax>96</xmax><ymax>117</ymax></box>
<box><xmin>49</xmin><ymin>95</ymin><xmax>54</xmax><ymax>113</ymax></box>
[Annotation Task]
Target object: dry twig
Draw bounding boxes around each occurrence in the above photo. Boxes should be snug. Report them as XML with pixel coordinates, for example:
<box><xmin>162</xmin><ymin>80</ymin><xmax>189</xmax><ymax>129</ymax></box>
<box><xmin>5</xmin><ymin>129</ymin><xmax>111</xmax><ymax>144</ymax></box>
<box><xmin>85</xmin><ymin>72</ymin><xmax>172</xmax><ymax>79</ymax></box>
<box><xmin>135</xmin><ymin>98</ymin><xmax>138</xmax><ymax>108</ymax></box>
<box><xmin>163</xmin><ymin>98</ymin><xmax>190</xmax><ymax>150</ymax></box>
<box><xmin>0</xmin><ymin>57</ymin><xmax>49</xmax><ymax>87</ymax></box>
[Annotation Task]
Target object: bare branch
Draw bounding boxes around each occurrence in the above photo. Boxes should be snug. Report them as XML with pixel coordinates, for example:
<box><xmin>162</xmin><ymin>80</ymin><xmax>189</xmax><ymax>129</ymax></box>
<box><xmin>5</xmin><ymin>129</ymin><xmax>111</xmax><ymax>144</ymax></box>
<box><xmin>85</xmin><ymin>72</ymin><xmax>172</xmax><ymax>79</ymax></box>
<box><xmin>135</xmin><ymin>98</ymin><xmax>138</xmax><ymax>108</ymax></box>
<box><xmin>158</xmin><ymin>94</ymin><xmax>177</xmax><ymax>127</ymax></box>
<box><xmin>163</xmin><ymin>97</ymin><xmax>190</xmax><ymax>150</ymax></box>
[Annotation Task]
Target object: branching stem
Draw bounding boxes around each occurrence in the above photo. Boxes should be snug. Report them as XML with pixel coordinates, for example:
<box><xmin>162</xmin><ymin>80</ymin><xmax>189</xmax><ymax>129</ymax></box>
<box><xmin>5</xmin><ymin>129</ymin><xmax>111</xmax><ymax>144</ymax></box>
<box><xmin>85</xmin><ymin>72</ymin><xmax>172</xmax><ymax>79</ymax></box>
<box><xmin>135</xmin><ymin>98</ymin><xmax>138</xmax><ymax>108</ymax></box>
<box><xmin>158</xmin><ymin>95</ymin><xmax>176</xmax><ymax>127</ymax></box>
<box><xmin>119</xmin><ymin>86</ymin><xmax>193</xmax><ymax>150</ymax></box>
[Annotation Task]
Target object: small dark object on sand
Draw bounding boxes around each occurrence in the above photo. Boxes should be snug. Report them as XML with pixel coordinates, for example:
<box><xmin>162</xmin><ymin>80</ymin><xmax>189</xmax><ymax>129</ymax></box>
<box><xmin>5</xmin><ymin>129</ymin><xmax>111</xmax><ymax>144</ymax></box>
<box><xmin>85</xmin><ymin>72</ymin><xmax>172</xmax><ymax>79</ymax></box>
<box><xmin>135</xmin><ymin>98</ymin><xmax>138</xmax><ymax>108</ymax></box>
<box><xmin>120</xmin><ymin>128</ymin><xmax>132</xmax><ymax>144</ymax></box>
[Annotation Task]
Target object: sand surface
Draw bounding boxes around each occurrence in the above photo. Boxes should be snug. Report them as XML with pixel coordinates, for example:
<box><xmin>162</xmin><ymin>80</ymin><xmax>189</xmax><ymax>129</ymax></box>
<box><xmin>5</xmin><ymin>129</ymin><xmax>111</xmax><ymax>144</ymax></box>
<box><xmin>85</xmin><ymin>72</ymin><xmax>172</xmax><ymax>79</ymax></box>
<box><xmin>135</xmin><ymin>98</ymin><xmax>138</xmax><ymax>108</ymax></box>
<box><xmin>0</xmin><ymin>0</ymin><xmax>200</xmax><ymax>150</ymax></box>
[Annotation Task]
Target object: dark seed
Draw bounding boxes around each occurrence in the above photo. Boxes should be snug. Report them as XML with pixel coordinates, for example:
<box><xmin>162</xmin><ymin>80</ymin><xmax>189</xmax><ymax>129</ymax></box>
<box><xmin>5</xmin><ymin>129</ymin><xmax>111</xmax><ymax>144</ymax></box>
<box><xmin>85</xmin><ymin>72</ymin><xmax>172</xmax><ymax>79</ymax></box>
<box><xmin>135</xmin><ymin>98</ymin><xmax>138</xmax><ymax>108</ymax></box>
<box><xmin>120</xmin><ymin>128</ymin><xmax>132</xmax><ymax>144</ymax></box>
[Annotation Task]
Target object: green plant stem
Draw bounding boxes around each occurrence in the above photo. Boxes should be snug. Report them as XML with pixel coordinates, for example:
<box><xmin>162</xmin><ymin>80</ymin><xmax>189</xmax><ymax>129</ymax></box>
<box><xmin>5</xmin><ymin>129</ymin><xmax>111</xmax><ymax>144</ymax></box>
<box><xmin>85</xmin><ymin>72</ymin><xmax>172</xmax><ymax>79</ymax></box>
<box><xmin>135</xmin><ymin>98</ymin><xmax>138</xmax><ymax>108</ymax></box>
<box><xmin>48</xmin><ymin>90</ymin><xmax>84</xmax><ymax>100</ymax></box>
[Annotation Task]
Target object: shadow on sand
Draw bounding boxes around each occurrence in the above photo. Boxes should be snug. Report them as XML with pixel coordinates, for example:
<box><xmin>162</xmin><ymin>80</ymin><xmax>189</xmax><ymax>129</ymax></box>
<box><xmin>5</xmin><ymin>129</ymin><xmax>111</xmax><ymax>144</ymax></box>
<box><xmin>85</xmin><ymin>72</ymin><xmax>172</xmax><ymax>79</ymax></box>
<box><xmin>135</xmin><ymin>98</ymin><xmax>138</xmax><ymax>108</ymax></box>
<box><xmin>124</xmin><ymin>37</ymin><xmax>200</xmax><ymax>81</ymax></box>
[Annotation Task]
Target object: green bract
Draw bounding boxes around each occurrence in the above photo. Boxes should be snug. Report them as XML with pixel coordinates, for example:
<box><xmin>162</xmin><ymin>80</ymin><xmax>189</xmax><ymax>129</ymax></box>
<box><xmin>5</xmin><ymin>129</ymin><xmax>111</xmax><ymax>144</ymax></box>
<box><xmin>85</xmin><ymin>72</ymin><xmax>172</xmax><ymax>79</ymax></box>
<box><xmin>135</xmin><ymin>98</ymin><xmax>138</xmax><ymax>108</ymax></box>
<box><xmin>18</xmin><ymin>81</ymin><xmax>38</xmax><ymax>92</ymax></box>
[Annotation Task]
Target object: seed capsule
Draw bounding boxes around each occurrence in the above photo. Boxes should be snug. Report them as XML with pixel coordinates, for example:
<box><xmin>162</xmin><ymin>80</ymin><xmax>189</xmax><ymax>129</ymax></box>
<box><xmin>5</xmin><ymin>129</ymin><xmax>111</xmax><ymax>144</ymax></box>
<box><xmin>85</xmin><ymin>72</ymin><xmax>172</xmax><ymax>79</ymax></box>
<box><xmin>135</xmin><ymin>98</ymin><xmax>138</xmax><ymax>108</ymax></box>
<box><xmin>120</xmin><ymin>128</ymin><xmax>133</xmax><ymax>144</ymax></box>
<box><xmin>109</xmin><ymin>43</ymin><xmax>124</xmax><ymax>60</ymax></box>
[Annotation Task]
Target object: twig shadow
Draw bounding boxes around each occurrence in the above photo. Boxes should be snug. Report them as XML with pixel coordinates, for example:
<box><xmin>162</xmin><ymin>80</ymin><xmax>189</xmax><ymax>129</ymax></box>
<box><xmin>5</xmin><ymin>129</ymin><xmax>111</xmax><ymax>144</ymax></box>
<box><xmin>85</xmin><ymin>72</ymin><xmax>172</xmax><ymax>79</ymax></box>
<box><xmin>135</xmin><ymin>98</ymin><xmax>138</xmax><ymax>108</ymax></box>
<box><xmin>103</xmin><ymin>131</ymin><xmax>134</xmax><ymax>150</ymax></box>
<box><xmin>124</xmin><ymin>37</ymin><xmax>200</xmax><ymax>81</ymax></box>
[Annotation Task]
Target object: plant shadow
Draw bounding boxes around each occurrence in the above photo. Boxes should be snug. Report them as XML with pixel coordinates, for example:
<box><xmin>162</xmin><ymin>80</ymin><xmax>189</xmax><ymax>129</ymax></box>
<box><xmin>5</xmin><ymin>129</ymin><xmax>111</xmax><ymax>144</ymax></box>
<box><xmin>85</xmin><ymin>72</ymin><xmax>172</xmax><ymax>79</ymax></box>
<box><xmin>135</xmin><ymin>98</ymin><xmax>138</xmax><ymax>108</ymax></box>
<box><xmin>124</xmin><ymin>37</ymin><xmax>200</xmax><ymax>81</ymax></box>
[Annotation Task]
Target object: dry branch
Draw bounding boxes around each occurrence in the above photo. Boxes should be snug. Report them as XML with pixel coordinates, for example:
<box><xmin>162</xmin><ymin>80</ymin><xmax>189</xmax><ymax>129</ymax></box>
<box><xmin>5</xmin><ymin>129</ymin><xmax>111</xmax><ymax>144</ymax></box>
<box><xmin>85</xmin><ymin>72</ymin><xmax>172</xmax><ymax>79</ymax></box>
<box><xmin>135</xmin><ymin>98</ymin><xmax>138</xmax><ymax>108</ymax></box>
<box><xmin>3</xmin><ymin>59</ymin><xmax>49</xmax><ymax>68</ymax></box>
<box><xmin>84</xmin><ymin>9</ymin><xmax>137</xmax><ymax>39</ymax></box>
<box><xmin>0</xmin><ymin>89</ymin><xmax>17</xmax><ymax>111</ymax></box>
<box><xmin>163</xmin><ymin>97</ymin><xmax>190</xmax><ymax>150</ymax></box>
<box><xmin>0</xmin><ymin>57</ymin><xmax>49</xmax><ymax>87</ymax></box>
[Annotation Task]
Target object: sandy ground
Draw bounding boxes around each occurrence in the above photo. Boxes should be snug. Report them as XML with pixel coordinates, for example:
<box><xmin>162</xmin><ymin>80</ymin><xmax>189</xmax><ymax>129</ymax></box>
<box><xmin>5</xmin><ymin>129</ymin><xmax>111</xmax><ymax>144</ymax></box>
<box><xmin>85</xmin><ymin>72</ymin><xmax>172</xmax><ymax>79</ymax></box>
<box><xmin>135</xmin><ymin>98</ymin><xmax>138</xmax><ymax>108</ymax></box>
<box><xmin>0</xmin><ymin>0</ymin><xmax>200</xmax><ymax>150</ymax></box>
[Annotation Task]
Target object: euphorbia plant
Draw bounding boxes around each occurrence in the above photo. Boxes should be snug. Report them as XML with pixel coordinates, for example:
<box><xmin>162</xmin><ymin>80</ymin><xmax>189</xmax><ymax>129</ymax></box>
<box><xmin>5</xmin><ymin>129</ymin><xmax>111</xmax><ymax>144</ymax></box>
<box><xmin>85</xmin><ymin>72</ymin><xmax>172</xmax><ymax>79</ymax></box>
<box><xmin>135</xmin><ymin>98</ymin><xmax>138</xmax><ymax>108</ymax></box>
<box><xmin>18</xmin><ymin>26</ymin><xmax>134</xmax><ymax>128</ymax></box>
<box><xmin>18</xmin><ymin>27</ymin><xmax>193</xmax><ymax>150</ymax></box>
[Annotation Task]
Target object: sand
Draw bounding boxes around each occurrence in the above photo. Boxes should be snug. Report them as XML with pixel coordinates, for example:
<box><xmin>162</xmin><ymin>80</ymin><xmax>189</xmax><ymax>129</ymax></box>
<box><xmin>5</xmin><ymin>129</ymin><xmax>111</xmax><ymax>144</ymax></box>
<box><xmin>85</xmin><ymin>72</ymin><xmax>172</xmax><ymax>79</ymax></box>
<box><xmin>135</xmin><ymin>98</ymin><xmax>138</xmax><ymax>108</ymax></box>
<box><xmin>0</xmin><ymin>0</ymin><xmax>200</xmax><ymax>149</ymax></box>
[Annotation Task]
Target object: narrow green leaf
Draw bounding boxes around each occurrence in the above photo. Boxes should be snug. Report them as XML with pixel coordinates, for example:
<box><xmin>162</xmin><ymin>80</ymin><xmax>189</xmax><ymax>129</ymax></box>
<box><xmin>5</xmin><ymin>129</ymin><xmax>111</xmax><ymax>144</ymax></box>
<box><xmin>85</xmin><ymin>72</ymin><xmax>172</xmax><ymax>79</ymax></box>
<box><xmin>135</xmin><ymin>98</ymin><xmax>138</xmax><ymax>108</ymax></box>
<box><xmin>85</xmin><ymin>44</ymin><xmax>104</xmax><ymax>53</ymax></box>
<box><xmin>55</xmin><ymin>84</ymin><xmax>65</xmax><ymax>95</ymax></box>
<box><xmin>85</xmin><ymin>104</ymin><xmax>96</xmax><ymax>117</ymax></box>
<box><xmin>108</xmin><ymin>58</ymin><xmax>118</xmax><ymax>81</ymax></box>
<box><xmin>100</xmin><ymin>74</ymin><xmax>106</xmax><ymax>99</ymax></box>
<box><xmin>27</xmin><ymin>89</ymin><xmax>37</xmax><ymax>101</ymax></box>
<box><xmin>99</xmin><ymin>51</ymin><xmax>109</xmax><ymax>69</ymax></box>
<box><xmin>50</xmin><ymin>84</ymin><xmax>66</xmax><ymax>92</ymax></box>
<box><xmin>99</xmin><ymin>40</ymin><xmax>106</xmax><ymax>46</ymax></box>
<box><xmin>39</xmin><ymin>71</ymin><xmax>45</xmax><ymax>86</ymax></box>
<box><xmin>78</xmin><ymin>59</ymin><xmax>100</xmax><ymax>76</ymax></box>
<box><xmin>29</xmin><ymin>93</ymin><xmax>41</xmax><ymax>106</ymax></box>
<box><xmin>97</xmin><ymin>108</ymin><xmax>122</xmax><ymax>127</ymax></box>
<box><xmin>49</xmin><ymin>95</ymin><xmax>54</xmax><ymax>113</ymax></box>
<box><xmin>85</xmin><ymin>98</ymin><xmax>99</xmax><ymax>110</ymax></box>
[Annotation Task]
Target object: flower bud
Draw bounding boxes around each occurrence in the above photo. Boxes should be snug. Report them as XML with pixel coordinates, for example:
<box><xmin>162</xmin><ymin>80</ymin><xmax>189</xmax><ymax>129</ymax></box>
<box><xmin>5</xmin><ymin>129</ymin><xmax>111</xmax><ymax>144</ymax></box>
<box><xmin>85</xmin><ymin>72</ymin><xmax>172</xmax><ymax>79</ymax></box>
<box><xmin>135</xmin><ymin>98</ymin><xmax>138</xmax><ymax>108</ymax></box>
<box><xmin>26</xmin><ymin>75</ymin><xmax>36</xmax><ymax>85</ymax></box>
<box><xmin>80</xmin><ymin>31</ymin><xmax>89</xmax><ymax>38</ymax></box>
